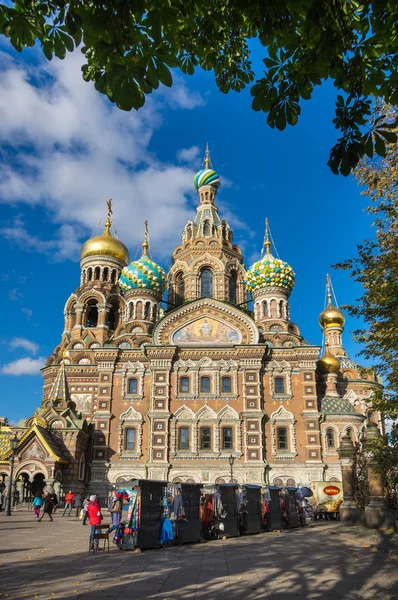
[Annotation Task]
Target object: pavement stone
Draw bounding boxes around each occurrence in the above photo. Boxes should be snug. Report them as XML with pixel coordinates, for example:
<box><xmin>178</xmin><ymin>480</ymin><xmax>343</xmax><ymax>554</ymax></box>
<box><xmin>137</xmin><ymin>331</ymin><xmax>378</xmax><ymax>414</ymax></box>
<box><xmin>1</xmin><ymin>512</ymin><xmax>398</xmax><ymax>600</ymax></box>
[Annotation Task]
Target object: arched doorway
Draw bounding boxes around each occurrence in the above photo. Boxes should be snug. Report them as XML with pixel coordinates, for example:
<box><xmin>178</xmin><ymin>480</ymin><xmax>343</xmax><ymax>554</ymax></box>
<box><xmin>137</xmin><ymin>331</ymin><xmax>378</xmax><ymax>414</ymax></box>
<box><xmin>31</xmin><ymin>473</ymin><xmax>46</xmax><ymax>497</ymax></box>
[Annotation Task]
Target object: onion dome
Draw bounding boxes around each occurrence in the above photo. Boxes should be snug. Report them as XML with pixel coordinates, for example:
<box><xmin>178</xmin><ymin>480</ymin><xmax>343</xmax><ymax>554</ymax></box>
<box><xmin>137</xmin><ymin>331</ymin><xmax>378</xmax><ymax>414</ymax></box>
<box><xmin>319</xmin><ymin>276</ymin><xmax>345</xmax><ymax>328</ymax></box>
<box><xmin>80</xmin><ymin>199</ymin><xmax>129</xmax><ymax>264</ymax></box>
<box><xmin>119</xmin><ymin>222</ymin><xmax>166</xmax><ymax>294</ymax></box>
<box><xmin>317</xmin><ymin>344</ymin><xmax>340</xmax><ymax>374</ymax></box>
<box><xmin>245</xmin><ymin>220</ymin><xmax>295</xmax><ymax>294</ymax></box>
<box><xmin>193</xmin><ymin>143</ymin><xmax>221</xmax><ymax>190</ymax></box>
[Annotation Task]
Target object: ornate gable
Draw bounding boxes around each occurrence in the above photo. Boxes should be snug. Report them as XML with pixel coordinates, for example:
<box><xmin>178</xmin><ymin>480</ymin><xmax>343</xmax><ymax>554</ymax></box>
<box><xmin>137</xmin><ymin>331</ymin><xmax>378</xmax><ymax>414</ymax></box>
<box><xmin>153</xmin><ymin>297</ymin><xmax>259</xmax><ymax>346</ymax></box>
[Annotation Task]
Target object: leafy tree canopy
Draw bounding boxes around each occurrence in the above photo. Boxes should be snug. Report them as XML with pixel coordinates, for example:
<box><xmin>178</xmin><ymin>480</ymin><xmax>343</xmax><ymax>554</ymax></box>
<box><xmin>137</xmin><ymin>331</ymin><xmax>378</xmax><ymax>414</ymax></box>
<box><xmin>0</xmin><ymin>0</ymin><xmax>397</xmax><ymax>175</ymax></box>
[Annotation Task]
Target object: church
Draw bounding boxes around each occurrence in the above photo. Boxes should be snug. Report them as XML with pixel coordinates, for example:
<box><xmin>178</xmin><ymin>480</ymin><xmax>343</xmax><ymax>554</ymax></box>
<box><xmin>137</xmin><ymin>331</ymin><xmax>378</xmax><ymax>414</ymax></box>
<box><xmin>0</xmin><ymin>148</ymin><xmax>383</xmax><ymax>500</ymax></box>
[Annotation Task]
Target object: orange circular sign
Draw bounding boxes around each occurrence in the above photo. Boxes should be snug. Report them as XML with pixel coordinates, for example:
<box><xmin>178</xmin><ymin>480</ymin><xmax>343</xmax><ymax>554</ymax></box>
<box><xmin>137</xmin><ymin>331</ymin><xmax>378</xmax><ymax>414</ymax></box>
<box><xmin>324</xmin><ymin>485</ymin><xmax>340</xmax><ymax>496</ymax></box>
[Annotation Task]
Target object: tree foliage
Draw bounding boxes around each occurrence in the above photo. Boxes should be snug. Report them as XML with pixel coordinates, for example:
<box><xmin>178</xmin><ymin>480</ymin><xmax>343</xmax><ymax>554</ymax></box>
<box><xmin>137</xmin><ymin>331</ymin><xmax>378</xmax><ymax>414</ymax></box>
<box><xmin>336</xmin><ymin>101</ymin><xmax>397</xmax><ymax>506</ymax></box>
<box><xmin>1</xmin><ymin>1</ymin><xmax>397</xmax><ymax>175</ymax></box>
<box><xmin>336</xmin><ymin>102</ymin><xmax>398</xmax><ymax>407</ymax></box>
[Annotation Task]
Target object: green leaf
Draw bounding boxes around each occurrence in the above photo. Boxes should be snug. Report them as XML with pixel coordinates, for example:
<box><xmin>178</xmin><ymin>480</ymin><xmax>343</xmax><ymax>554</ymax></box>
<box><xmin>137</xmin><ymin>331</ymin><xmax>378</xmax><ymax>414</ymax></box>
<box><xmin>155</xmin><ymin>58</ymin><xmax>172</xmax><ymax>87</ymax></box>
<box><xmin>374</xmin><ymin>134</ymin><xmax>386</xmax><ymax>157</ymax></box>
<box><xmin>275</xmin><ymin>108</ymin><xmax>287</xmax><ymax>131</ymax></box>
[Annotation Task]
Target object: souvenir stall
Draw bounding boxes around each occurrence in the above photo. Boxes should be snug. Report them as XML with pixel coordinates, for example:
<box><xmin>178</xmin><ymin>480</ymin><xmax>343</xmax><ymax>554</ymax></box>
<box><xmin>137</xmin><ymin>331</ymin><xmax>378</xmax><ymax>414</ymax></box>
<box><xmin>178</xmin><ymin>483</ymin><xmax>202</xmax><ymax>543</ymax></box>
<box><xmin>238</xmin><ymin>485</ymin><xmax>262</xmax><ymax>535</ymax></box>
<box><xmin>295</xmin><ymin>487</ymin><xmax>313</xmax><ymax>526</ymax></box>
<box><xmin>218</xmin><ymin>484</ymin><xmax>239</xmax><ymax>538</ymax></box>
<box><xmin>201</xmin><ymin>486</ymin><xmax>230</xmax><ymax>540</ymax></box>
<box><xmin>262</xmin><ymin>485</ymin><xmax>282</xmax><ymax>531</ymax></box>
<box><xmin>160</xmin><ymin>482</ymin><xmax>202</xmax><ymax>545</ymax></box>
<box><xmin>281</xmin><ymin>487</ymin><xmax>300</xmax><ymax>529</ymax></box>
<box><xmin>116</xmin><ymin>479</ymin><xmax>167</xmax><ymax>550</ymax></box>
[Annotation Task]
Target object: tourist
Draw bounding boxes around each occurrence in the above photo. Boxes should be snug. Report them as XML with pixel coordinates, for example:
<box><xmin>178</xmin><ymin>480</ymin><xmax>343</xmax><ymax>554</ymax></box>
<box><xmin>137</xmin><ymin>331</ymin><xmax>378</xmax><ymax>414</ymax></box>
<box><xmin>107</xmin><ymin>491</ymin><xmax>123</xmax><ymax>536</ymax></box>
<box><xmin>50</xmin><ymin>491</ymin><xmax>59</xmax><ymax>513</ymax></box>
<box><xmin>87</xmin><ymin>495</ymin><xmax>103</xmax><ymax>550</ymax></box>
<box><xmin>32</xmin><ymin>491</ymin><xmax>43</xmax><ymax>519</ymax></box>
<box><xmin>63</xmin><ymin>489</ymin><xmax>74</xmax><ymax>517</ymax></box>
<box><xmin>38</xmin><ymin>491</ymin><xmax>54</xmax><ymax>522</ymax></box>
<box><xmin>74</xmin><ymin>492</ymin><xmax>82</xmax><ymax>517</ymax></box>
<box><xmin>82</xmin><ymin>496</ymin><xmax>89</xmax><ymax>525</ymax></box>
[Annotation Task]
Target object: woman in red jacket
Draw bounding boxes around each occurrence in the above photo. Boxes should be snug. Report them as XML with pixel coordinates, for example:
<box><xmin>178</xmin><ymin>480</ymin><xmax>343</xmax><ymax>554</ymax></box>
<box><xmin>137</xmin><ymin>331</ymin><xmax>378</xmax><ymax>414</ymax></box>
<box><xmin>87</xmin><ymin>495</ymin><xmax>103</xmax><ymax>549</ymax></box>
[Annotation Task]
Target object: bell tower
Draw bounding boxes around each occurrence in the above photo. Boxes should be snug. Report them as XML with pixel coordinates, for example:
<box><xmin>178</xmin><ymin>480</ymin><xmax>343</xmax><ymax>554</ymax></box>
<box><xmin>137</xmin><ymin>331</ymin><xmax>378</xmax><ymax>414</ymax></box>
<box><xmin>63</xmin><ymin>199</ymin><xmax>129</xmax><ymax>347</ymax></box>
<box><xmin>168</xmin><ymin>145</ymin><xmax>247</xmax><ymax>307</ymax></box>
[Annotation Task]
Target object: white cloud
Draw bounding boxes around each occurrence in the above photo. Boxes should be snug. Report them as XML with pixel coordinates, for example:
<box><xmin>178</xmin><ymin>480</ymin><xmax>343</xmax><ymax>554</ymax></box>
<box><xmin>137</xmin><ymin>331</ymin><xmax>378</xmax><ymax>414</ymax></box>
<box><xmin>177</xmin><ymin>145</ymin><xmax>201</xmax><ymax>165</ymax></box>
<box><xmin>10</xmin><ymin>337</ymin><xmax>39</xmax><ymax>354</ymax></box>
<box><xmin>22</xmin><ymin>307</ymin><xmax>33</xmax><ymax>318</ymax></box>
<box><xmin>0</xmin><ymin>50</ymin><xmax>214</xmax><ymax>261</ymax></box>
<box><xmin>8</xmin><ymin>288</ymin><xmax>22</xmax><ymax>301</ymax></box>
<box><xmin>162</xmin><ymin>78</ymin><xmax>206</xmax><ymax>110</ymax></box>
<box><xmin>1</xmin><ymin>356</ymin><xmax>45</xmax><ymax>375</ymax></box>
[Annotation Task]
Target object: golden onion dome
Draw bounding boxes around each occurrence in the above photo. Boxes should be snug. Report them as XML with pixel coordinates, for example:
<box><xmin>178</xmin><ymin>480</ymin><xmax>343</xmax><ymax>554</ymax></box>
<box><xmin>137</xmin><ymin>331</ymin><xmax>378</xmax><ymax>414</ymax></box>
<box><xmin>80</xmin><ymin>199</ymin><xmax>129</xmax><ymax>265</ymax></box>
<box><xmin>317</xmin><ymin>345</ymin><xmax>340</xmax><ymax>375</ymax></box>
<box><xmin>319</xmin><ymin>285</ymin><xmax>345</xmax><ymax>328</ymax></box>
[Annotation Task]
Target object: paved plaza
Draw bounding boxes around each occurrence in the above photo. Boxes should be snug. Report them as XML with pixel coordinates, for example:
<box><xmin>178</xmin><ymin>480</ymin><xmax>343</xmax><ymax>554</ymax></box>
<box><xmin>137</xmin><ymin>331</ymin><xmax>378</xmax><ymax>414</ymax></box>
<box><xmin>1</xmin><ymin>512</ymin><xmax>398</xmax><ymax>600</ymax></box>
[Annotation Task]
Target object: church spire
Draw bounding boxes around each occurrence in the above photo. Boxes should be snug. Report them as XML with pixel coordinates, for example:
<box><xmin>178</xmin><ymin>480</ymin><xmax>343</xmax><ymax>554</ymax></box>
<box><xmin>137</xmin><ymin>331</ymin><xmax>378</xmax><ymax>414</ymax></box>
<box><xmin>142</xmin><ymin>220</ymin><xmax>149</xmax><ymax>257</ymax></box>
<box><xmin>48</xmin><ymin>351</ymin><xmax>70</xmax><ymax>411</ymax></box>
<box><xmin>263</xmin><ymin>218</ymin><xmax>271</xmax><ymax>255</ymax></box>
<box><xmin>104</xmin><ymin>198</ymin><xmax>113</xmax><ymax>235</ymax></box>
<box><xmin>204</xmin><ymin>142</ymin><xmax>211</xmax><ymax>169</ymax></box>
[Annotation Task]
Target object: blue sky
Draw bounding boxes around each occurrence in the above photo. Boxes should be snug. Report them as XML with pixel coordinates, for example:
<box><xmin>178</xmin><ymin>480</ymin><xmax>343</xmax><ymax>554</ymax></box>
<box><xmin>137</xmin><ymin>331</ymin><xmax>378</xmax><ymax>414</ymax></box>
<box><xmin>0</xmin><ymin>40</ymin><xmax>375</xmax><ymax>423</ymax></box>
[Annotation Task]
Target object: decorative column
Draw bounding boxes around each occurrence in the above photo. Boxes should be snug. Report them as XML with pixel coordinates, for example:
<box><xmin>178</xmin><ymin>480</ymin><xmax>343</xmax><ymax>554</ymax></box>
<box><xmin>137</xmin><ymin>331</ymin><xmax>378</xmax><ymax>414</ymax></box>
<box><xmin>337</xmin><ymin>432</ymin><xmax>358</xmax><ymax>523</ymax></box>
<box><xmin>362</xmin><ymin>421</ymin><xmax>393</xmax><ymax>528</ymax></box>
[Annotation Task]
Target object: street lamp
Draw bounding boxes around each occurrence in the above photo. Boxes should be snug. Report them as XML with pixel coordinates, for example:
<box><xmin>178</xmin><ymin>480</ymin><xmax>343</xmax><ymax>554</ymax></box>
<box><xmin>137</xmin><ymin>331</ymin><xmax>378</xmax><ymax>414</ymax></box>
<box><xmin>5</xmin><ymin>434</ymin><xmax>19</xmax><ymax>517</ymax></box>
<box><xmin>228</xmin><ymin>454</ymin><xmax>236</xmax><ymax>484</ymax></box>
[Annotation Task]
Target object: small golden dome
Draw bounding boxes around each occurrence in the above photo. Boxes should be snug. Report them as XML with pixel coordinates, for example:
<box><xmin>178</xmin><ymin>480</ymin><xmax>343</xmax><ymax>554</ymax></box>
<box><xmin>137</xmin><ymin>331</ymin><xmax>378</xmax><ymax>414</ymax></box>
<box><xmin>80</xmin><ymin>198</ymin><xmax>129</xmax><ymax>265</ymax></box>
<box><xmin>317</xmin><ymin>345</ymin><xmax>340</xmax><ymax>374</ymax></box>
<box><xmin>319</xmin><ymin>282</ymin><xmax>345</xmax><ymax>328</ymax></box>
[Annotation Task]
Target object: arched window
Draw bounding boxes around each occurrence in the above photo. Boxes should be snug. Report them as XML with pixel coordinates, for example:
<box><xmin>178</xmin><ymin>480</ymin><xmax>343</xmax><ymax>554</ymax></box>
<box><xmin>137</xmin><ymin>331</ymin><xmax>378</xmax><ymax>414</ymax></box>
<box><xmin>103</xmin><ymin>267</ymin><xmax>109</xmax><ymax>282</ymax></box>
<box><xmin>125</xmin><ymin>428</ymin><xmax>136</xmax><ymax>451</ymax></box>
<box><xmin>229</xmin><ymin>271</ymin><xmax>237</xmax><ymax>304</ymax></box>
<box><xmin>87</xmin><ymin>267</ymin><xmax>93</xmax><ymax>281</ymax></box>
<box><xmin>200</xmin><ymin>427</ymin><xmax>211</xmax><ymax>450</ymax></box>
<box><xmin>69</xmin><ymin>303</ymin><xmax>77</xmax><ymax>329</ymax></box>
<box><xmin>274</xmin><ymin>377</ymin><xmax>285</xmax><ymax>394</ymax></box>
<box><xmin>178</xmin><ymin>427</ymin><xmax>190</xmax><ymax>450</ymax></box>
<box><xmin>263</xmin><ymin>302</ymin><xmax>268</xmax><ymax>317</ymax></box>
<box><xmin>111</xmin><ymin>269</ymin><xmax>117</xmax><ymax>283</ymax></box>
<box><xmin>222</xmin><ymin>427</ymin><xmax>233</xmax><ymax>450</ymax></box>
<box><xmin>129</xmin><ymin>303</ymin><xmax>134</xmax><ymax>318</ymax></box>
<box><xmin>144</xmin><ymin>302</ymin><xmax>150</xmax><ymax>320</ymax></box>
<box><xmin>203</xmin><ymin>221</ymin><xmax>210</xmax><ymax>236</ymax></box>
<box><xmin>326</xmin><ymin>429</ymin><xmax>335</xmax><ymax>448</ymax></box>
<box><xmin>200</xmin><ymin>268</ymin><xmax>213</xmax><ymax>298</ymax></box>
<box><xmin>107</xmin><ymin>306</ymin><xmax>118</xmax><ymax>330</ymax></box>
<box><xmin>180</xmin><ymin>377</ymin><xmax>190</xmax><ymax>393</ymax></box>
<box><xmin>175</xmin><ymin>273</ymin><xmax>185</xmax><ymax>306</ymax></box>
<box><xmin>128</xmin><ymin>378</ymin><xmax>138</xmax><ymax>394</ymax></box>
<box><xmin>200</xmin><ymin>376</ymin><xmax>211</xmax><ymax>393</ymax></box>
<box><xmin>286</xmin><ymin>478</ymin><xmax>296</xmax><ymax>487</ymax></box>
<box><xmin>78</xmin><ymin>454</ymin><xmax>86</xmax><ymax>481</ymax></box>
<box><xmin>86</xmin><ymin>300</ymin><xmax>98</xmax><ymax>328</ymax></box>
<box><xmin>277</xmin><ymin>427</ymin><xmax>288</xmax><ymax>450</ymax></box>
<box><xmin>136</xmin><ymin>301</ymin><xmax>143</xmax><ymax>320</ymax></box>
<box><xmin>279</xmin><ymin>300</ymin><xmax>284</xmax><ymax>318</ymax></box>
<box><xmin>222</xmin><ymin>376</ymin><xmax>232</xmax><ymax>393</ymax></box>
<box><xmin>153</xmin><ymin>305</ymin><xmax>158</xmax><ymax>321</ymax></box>
<box><xmin>94</xmin><ymin>266</ymin><xmax>100</xmax><ymax>280</ymax></box>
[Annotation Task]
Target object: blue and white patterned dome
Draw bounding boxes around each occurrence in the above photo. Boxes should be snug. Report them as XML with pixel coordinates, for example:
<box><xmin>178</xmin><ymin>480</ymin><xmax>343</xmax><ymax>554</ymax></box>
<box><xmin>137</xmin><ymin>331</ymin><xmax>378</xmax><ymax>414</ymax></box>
<box><xmin>119</xmin><ymin>254</ymin><xmax>166</xmax><ymax>294</ymax></box>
